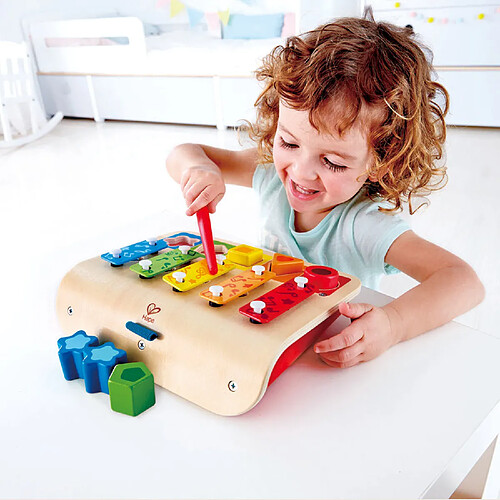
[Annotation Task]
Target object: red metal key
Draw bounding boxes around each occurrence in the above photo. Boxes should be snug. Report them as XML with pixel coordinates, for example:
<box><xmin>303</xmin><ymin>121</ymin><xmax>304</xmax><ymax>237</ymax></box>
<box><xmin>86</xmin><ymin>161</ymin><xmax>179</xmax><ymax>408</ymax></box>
<box><xmin>239</xmin><ymin>274</ymin><xmax>316</xmax><ymax>324</ymax></box>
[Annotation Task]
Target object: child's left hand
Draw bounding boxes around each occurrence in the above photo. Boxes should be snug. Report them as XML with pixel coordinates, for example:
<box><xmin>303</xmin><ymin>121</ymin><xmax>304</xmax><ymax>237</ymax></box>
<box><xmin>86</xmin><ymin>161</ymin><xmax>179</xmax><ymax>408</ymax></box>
<box><xmin>313</xmin><ymin>302</ymin><xmax>399</xmax><ymax>368</ymax></box>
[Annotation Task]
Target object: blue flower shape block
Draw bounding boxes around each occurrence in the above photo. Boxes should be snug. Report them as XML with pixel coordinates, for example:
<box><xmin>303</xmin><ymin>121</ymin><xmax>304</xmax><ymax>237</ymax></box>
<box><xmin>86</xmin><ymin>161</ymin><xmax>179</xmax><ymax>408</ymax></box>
<box><xmin>82</xmin><ymin>342</ymin><xmax>127</xmax><ymax>394</ymax></box>
<box><xmin>57</xmin><ymin>331</ymin><xmax>99</xmax><ymax>381</ymax></box>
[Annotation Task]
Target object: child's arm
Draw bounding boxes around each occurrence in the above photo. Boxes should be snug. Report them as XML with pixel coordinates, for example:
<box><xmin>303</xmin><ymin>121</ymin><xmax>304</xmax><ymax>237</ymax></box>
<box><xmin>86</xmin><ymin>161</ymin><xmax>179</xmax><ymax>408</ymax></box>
<box><xmin>314</xmin><ymin>231</ymin><xmax>485</xmax><ymax>368</ymax></box>
<box><xmin>166</xmin><ymin>144</ymin><xmax>258</xmax><ymax>215</ymax></box>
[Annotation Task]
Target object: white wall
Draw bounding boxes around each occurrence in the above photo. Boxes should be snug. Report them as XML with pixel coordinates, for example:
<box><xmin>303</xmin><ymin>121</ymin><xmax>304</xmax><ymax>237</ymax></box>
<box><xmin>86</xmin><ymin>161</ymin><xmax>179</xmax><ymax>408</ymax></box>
<box><xmin>301</xmin><ymin>0</ymin><xmax>361</xmax><ymax>31</ymax></box>
<box><xmin>0</xmin><ymin>0</ymin><xmax>361</xmax><ymax>43</ymax></box>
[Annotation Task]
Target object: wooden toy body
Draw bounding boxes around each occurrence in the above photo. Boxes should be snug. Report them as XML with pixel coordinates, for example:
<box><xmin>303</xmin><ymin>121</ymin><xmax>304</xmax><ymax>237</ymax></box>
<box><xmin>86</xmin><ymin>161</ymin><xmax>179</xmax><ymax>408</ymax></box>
<box><xmin>56</xmin><ymin>233</ymin><xmax>361</xmax><ymax>416</ymax></box>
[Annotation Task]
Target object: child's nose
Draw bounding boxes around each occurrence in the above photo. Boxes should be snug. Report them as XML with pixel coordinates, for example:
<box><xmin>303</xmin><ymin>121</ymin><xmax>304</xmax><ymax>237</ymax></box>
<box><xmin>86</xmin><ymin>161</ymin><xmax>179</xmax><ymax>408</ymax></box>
<box><xmin>292</xmin><ymin>158</ymin><xmax>319</xmax><ymax>182</ymax></box>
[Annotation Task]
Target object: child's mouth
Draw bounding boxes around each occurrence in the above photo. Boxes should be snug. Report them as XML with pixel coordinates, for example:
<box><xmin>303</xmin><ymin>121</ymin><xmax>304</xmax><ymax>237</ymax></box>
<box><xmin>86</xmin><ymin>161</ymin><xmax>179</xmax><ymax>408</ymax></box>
<box><xmin>289</xmin><ymin>179</ymin><xmax>321</xmax><ymax>200</ymax></box>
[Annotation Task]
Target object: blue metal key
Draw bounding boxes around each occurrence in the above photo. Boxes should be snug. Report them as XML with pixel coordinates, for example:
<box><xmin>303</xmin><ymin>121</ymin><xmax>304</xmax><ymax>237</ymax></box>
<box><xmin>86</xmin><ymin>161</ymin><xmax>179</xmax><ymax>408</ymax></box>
<box><xmin>101</xmin><ymin>237</ymin><xmax>168</xmax><ymax>266</ymax></box>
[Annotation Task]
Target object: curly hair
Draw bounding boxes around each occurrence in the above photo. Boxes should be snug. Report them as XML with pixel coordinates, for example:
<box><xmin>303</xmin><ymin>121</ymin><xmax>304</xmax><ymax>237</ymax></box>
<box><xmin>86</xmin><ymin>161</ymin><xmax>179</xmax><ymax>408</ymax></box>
<box><xmin>245</xmin><ymin>9</ymin><xmax>449</xmax><ymax>213</ymax></box>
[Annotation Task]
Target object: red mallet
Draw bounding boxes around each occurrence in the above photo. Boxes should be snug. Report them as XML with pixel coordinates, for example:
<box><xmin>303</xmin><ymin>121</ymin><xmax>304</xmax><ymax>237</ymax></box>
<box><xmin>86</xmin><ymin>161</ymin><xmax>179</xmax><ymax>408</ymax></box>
<box><xmin>196</xmin><ymin>207</ymin><xmax>218</xmax><ymax>275</ymax></box>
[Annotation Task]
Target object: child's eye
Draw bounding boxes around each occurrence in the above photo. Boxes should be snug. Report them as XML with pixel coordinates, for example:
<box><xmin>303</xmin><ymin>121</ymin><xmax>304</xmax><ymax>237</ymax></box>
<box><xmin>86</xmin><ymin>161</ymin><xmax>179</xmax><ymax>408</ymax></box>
<box><xmin>279</xmin><ymin>137</ymin><xmax>298</xmax><ymax>149</ymax></box>
<box><xmin>323</xmin><ymin>157</ymin><xmax>347</xmax><ymax>173</ymax></box>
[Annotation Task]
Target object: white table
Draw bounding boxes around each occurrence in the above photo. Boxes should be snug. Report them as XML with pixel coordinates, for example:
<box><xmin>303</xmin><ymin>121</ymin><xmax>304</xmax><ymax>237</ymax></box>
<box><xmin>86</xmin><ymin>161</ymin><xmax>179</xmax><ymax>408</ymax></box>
<box><xmin>1</xmin><ymin>212</ymin><xmax>499</xmax><ymax>499</ymax></box>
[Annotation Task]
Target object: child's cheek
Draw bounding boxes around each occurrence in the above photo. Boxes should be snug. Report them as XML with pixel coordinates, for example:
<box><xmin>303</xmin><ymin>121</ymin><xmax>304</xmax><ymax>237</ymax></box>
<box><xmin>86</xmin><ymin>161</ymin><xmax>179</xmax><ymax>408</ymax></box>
<box><xmin>273</xmin><ymin>146</ymin><xmax>287</xmax><ymax>184</ymax></box>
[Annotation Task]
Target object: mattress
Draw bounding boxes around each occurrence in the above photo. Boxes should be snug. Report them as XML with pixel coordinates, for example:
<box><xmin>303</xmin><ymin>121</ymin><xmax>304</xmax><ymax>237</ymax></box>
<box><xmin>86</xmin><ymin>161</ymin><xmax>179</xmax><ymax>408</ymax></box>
<box><xmin>143</xmin><ymin>32</ymin><xmax>283</xmax><ymax>76</ymax></box>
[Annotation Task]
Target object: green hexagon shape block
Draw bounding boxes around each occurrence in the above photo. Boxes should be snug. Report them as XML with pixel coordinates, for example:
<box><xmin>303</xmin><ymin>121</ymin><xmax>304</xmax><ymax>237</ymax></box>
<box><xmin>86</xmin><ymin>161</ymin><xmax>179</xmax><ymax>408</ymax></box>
<box><xmin>109</xmin><ymin>362</ymin><xmax>155</xmax><ymax>416</ymax></box>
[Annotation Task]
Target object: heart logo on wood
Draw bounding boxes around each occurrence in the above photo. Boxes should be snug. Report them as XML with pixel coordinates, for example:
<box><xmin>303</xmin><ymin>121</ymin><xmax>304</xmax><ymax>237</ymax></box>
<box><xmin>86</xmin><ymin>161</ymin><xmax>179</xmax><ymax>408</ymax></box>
<box><xmin>147</xmin><ymin>303</ymin><xmax>161</xmax><ymax>315</ymax></box>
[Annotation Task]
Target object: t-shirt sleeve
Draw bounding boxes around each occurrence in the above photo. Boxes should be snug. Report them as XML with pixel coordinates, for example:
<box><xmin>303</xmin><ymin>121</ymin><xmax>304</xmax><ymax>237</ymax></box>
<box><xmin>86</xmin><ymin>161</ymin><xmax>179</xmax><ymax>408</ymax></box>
<box><xmin>252</xmin><ymin>164</ymin><xmax>277</xmax><ymax>197</ymax></box>
<box><xmin>352</xmin><ymin>204</ymin><xmax>411</xmax><ymax>276</ymax></box>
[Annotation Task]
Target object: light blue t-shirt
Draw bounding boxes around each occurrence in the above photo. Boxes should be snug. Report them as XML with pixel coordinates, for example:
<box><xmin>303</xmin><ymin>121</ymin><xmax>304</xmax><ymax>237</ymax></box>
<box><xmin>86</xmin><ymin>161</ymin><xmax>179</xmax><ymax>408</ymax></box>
<box><xmin>252</xmin><ymin>164</ymin><xmax>411</xmax><ymax>290</ymax></box>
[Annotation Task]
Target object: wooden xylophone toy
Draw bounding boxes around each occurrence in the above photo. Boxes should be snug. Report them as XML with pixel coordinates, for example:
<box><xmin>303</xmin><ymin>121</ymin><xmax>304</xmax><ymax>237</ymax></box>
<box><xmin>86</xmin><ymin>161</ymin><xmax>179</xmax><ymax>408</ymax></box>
<box><xmin>56</xmin><ymin>230</ymin><xmax>361</xmax><ymax>416</ymax></box>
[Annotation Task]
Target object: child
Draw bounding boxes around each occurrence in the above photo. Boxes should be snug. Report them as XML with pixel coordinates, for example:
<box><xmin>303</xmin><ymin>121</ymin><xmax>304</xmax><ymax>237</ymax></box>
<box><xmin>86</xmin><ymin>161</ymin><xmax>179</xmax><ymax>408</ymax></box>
<box><xmin>166</xmin><ymin>12</ymin><xmax>484</xmax><ymax>368</ymax></box>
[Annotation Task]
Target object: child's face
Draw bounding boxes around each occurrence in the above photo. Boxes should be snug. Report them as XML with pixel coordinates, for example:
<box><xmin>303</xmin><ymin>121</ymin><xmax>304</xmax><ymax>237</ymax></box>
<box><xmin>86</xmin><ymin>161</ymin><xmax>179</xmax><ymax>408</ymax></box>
<box><xmin>273</xmin><ymin>101</ymin><xmax>375</xmax><ymax>231</ymax></box>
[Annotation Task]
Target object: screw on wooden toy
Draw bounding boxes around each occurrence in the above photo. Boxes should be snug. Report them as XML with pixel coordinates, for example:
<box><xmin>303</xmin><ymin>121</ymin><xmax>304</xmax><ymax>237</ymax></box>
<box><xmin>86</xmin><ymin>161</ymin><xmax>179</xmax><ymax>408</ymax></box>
<box><xmin>249</xmin><ymin>300</ymin><xmax>266</xmax><ymax>324</ymax></box>
<box><xmin>110</xmin><ymin>248</ymin><xmax>123</xmax><ymax>267</ymax></box>
<box><xmin>138</xmin><ymin>258</ymin><xmax>155</xmax><ymax>279</ymax></box>
<box><xmin>146</xmin><ymin>237</ymin><xmax>160</xmax><ymax>256</ymax></box>
<box><xmin>252</xmin><ymin>265</ymin><xmax>265</xmax><ymax>276</ymax></box>
<box><xmin>178</xmin><ymin>245</ymin><xmax>191</xmax><ymax>255</ymax></box>
<box><xmin>208</xmin><ymin>285</ymin><xmax>224</xmax><ymax>308</ymax></box>
<box><xmin>139</xmin><ymin>259</ymin><xmax>152</xmax><ymax>271</ymax></box>
<box><xmin>171</xmin><ymin>271</ymin><xmax>187</xmax><ymax>293</ymax></box>
<box><xmin>172</xmin><ymin>271</ymin><xmax>186</xmax><ymax>283</ymax></box>
<box><xmin>209</xmin><ymin>285</ymin><xmax>224</xmax><ymax>297</ymax></box>
<box><xmin>294</xmin><ymin>276</ymin><xmax>308</xmax><ymax>288</ymax></box>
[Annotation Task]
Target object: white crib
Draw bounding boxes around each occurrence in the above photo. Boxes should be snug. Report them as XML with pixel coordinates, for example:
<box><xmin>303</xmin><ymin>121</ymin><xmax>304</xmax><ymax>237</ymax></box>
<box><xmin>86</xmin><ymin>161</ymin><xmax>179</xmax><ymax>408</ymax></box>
<box><xmin>27</xmin><ymin>12</ymin><xmax>298</xmax><ymax>129</ymax></box>
<box><xmin>0</xmin><ymin>41</ymin><xmax>62</xmax><ymax>147</ymax></box>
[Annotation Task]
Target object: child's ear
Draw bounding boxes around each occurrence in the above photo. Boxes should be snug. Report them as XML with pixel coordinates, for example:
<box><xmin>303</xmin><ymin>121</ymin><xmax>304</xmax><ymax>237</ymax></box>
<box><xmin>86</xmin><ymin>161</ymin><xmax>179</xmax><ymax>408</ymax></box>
<box><xmin>366</xmin><ymin>162</ymin><xmax>387</xmax><ymax>183</ymax></box>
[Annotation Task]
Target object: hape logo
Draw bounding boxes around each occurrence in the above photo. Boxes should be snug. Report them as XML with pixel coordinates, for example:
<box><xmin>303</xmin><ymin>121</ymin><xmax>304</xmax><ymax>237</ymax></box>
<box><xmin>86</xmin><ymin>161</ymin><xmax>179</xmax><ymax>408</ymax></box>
<box><xmin>143</xmin><ymin>302</ymin><xmax>161</xmax><ymax>324</ymax></box>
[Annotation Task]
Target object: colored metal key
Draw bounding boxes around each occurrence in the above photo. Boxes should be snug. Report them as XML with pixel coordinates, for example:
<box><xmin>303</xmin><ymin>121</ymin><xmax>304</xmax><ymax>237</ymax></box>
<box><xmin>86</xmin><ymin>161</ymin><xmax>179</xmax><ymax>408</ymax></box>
<box><xmin>163</xmin><ymin>259</ymin><xmax>235</xmax><ymax>292</ymax></box>
<box><xmin>239</xmin><ymin>275</ymin><xmax>316</xmax><ymax>324</ymax></box>
<box><xmin>196</xmin><ymin>207</ymin><xmax>217</xmax><ymax>275</ymax></box>
<box><xmin>239</xmin><ymin>265</ymin><xmax>350</xmax><ymax>323</ymax></box>
<box><xmin>199</xmin><ymin>267</ymin><xmax>276</xmax><ymax>306</ymax></box>
<box><xmin>101</xmin><ymin>238</ymin><xmax>168</xmax><ymax>266</ymax></box>
<box><xmin>129</xmin><ymin>248</ymin><xmax>202</xmax><ymax>278</ymax></box>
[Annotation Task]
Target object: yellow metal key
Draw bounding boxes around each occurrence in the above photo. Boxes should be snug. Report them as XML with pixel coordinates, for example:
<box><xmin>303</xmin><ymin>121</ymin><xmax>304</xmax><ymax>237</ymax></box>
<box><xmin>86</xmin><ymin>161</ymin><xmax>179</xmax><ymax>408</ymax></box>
<box><xmin>163</xmin><ymin>259</ymin><xmax>235</xmax><ymax>292</ymax></box>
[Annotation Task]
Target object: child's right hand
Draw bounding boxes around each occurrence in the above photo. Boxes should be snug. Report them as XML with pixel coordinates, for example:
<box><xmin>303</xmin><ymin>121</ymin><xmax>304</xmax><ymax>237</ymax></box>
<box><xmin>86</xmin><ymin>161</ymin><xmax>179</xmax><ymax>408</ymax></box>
<box><xmin>180</xmin><ymin>165</ymin><xmax>226</xmax><ymax>216</ymax></box>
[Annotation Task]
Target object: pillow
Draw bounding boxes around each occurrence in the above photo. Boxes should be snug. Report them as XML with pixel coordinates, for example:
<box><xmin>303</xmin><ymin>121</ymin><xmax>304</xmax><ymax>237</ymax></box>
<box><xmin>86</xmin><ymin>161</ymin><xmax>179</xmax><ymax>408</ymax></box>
<box><xmin>222</xmin><ymin>13</ymin><xmax>284</xmax><ymax>39</ymax></box>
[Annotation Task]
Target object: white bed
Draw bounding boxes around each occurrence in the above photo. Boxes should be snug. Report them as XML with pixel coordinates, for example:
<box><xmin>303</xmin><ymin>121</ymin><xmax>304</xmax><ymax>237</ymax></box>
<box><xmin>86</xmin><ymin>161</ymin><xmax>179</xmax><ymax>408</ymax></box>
<box><xmin>28</xmin><ymin>14</ymin><xmax>296</xmax><ymax>128</ymax></box>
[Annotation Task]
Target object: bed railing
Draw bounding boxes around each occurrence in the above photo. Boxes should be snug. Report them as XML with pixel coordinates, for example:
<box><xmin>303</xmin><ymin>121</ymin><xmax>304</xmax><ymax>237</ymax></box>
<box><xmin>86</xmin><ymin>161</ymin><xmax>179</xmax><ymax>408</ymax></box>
<box><xmin>29</xmin><ymin>17</ymin><xmax>147</xmax><ymax>74</ymax></box>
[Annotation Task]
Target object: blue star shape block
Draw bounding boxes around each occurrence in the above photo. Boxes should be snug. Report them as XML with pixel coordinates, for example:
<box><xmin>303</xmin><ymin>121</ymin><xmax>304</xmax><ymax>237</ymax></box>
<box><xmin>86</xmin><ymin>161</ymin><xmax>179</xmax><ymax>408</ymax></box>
<box><xmin>57</xmin><ymin>331</ymin><xmax>99</xmax><ymax>381</ymax></box>
<box><xmin>82</xmin><ymin>342</ymin><xmax>127</xmax><ymax>394</ymax></box>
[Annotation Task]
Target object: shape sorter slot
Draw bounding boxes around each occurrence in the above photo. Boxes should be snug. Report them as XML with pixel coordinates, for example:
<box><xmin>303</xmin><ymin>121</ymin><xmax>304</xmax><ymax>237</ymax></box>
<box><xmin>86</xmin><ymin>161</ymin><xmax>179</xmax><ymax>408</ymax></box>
<box><xmin>164</xmin><ymin>232</ymin><xmax>201</xmax><ymax>248</ymax></box>
<box><xmin>163</xmin><ymin>259</ymin><xmax>236</xmax><ymax>292</ymax></box>
<box><xmin>225</xmin><ymin>248</ymin><xmax>273</xmax><ymax>271</ymax></box>
<box><xmin>199</xmin><ymin>268</ymin><xmax>276</xmax><ymax>306</ymax></box>
<box><xmin>193</xmin><ymin>240</ymin><xmax>236</xmax><ymax>256</ymax></box>
<box><xmin>226</xmin><ymin>244</ymin><xmax>263</xmax><ymax>267</ymax></box>
<box><xmin>271</xmin><ymin>253</ymin><xmax>304</xmax><ymax>275</ymax></box>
